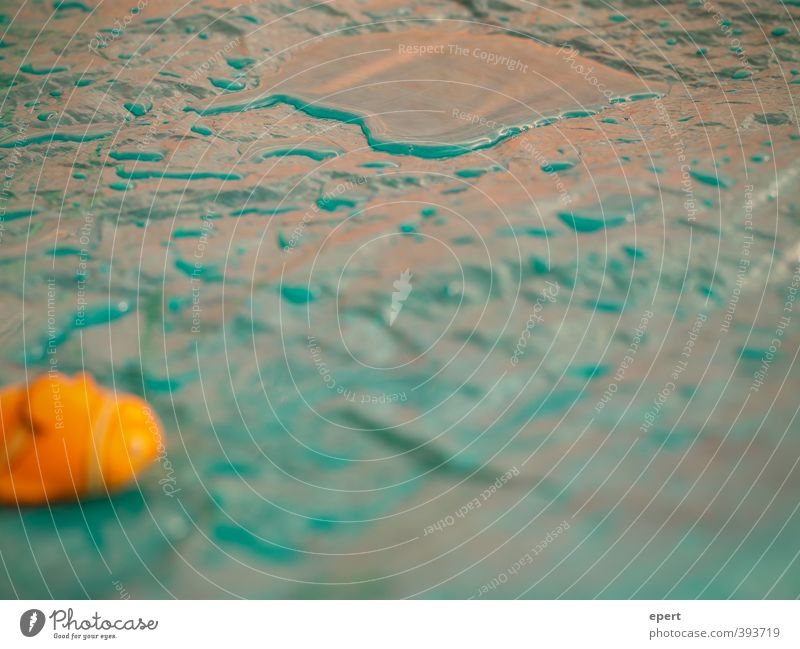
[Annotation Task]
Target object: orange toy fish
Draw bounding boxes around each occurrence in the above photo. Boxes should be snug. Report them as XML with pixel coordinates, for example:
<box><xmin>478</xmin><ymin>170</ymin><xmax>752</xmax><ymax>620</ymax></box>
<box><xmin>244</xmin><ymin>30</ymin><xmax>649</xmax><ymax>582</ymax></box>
<box><xmin>0</xmin><ymin>372</ymin><xmax>163</xmax><ymax>505</ymax></box>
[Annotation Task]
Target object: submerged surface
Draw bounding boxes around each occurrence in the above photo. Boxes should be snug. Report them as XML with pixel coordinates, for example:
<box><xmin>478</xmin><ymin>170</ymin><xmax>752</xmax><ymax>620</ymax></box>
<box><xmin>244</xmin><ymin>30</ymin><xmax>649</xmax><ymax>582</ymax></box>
<box><xmin>0</xmin><ymin>0</ymin><xmax>799</xmax><ymax>598</ymax></box>
<box><xmin>187</xmin><ymin>29</ymin><xmax>665</xmax><ymax>157</ymax></box>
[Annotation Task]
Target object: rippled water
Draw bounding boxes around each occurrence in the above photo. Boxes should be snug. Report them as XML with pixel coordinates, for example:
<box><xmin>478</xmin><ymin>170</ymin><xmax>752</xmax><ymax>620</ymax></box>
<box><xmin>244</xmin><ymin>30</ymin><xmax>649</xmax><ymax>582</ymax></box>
<box><xmin>1</xmin><ymin>0</ymin><xmax>799</xmax><ymax>598</ymax></box>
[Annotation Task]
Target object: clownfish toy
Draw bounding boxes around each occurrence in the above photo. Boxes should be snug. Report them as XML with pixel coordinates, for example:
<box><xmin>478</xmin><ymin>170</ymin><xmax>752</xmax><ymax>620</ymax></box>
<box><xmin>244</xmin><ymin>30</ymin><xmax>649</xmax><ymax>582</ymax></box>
<box><xmin>0</xmin><ymin>372</ymin><xmax>163</xmax><ymax>505</ymax></box>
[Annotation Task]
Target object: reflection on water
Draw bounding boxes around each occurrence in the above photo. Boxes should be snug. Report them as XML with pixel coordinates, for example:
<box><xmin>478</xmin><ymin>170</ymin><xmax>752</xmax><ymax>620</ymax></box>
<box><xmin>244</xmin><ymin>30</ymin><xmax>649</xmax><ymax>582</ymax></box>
<box><xmin>0</xmin><ymin>0</ymin><xmax>799</xmax><ymax>598</ymax></box>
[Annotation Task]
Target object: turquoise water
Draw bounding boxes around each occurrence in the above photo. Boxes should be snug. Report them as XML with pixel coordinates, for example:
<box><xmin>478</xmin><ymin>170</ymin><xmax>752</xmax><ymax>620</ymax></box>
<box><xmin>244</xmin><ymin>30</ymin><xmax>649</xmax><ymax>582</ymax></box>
<box><xmin>0</xmin><ymin>0</ymin><xmax>799</xmax><ymax>598</ymax></box>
